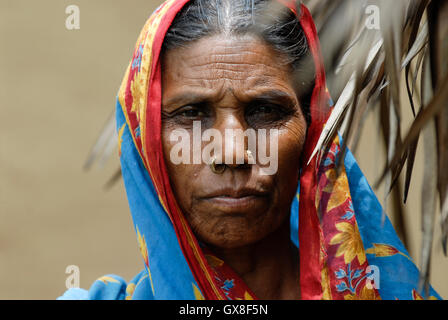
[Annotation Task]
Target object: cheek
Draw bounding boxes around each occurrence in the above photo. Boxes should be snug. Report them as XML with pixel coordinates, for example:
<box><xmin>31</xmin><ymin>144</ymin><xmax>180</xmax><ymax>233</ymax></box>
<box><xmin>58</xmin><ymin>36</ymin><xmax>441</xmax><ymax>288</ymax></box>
<box><xmin>277</xmin><ymin>118</ymin><xmax>307</xmax><ymax>173</ymax></box>
<box><xmin>271</xmin><ymin>118</ymin><xmax>307</xmax><ymax>208</ymax></box>
<box><xmin>161</xmin><ymin>127</ymin><xmax>193</xmax><ymax>209</ymax></box>
<box><xmin>161</xmin><ymin>126</ymin><xmax>210</xmax><ymax>216</ymax></box>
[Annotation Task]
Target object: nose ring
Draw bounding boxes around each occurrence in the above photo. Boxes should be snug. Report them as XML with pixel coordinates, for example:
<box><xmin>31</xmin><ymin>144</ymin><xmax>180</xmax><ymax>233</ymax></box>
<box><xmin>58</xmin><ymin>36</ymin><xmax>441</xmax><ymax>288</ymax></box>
<box><xmin>246</xmin><ymin>150</ymin><xmax>254</xmax><ymax>163</ymax></box>
<box><xmin>210</xmin><ymin>157</ymin><xmax>226</xmax><ymax>174</ymax></box>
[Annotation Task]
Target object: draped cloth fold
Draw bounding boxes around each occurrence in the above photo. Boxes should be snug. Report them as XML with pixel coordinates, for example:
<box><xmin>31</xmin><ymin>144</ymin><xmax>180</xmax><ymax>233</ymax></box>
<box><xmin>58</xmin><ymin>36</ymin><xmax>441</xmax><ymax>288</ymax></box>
<box><xmin>59</xmin><ymin>0</ymin><xmax>441</xmax><ymax>300</ymax></box>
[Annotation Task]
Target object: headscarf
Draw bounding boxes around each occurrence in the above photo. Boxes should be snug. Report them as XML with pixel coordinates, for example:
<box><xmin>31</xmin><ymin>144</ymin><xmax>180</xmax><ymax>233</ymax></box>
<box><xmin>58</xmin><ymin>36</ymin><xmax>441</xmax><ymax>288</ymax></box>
<box><xmin>59</xmin><ymin>0</ymin><xmax>441</xmax><ymax>300</ymax></box>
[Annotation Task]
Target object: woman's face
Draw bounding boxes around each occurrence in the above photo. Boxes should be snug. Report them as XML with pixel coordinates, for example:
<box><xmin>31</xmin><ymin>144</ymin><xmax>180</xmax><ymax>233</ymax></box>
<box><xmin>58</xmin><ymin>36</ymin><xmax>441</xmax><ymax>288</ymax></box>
<box><xmin>161</xmin><ymin>34</ymin><xmax>307</xmax><ymax>249</ymax></box>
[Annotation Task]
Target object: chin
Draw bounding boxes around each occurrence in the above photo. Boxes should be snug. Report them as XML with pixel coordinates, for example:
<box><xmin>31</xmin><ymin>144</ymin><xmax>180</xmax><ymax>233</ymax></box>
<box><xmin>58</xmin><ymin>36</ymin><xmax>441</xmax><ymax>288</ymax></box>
<box><xmin>198</xmin><ymin>220</ymin><xmax>282</xmax><ymax>250</ymax></box>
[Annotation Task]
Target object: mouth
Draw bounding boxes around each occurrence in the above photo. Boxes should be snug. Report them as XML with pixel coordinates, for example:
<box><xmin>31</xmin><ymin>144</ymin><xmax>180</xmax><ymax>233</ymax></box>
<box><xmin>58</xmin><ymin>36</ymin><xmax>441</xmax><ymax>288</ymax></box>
<box><xmin>198</xmin><ymin>187</ymin><xmax>269</xmax><ymax>213</ymax></box>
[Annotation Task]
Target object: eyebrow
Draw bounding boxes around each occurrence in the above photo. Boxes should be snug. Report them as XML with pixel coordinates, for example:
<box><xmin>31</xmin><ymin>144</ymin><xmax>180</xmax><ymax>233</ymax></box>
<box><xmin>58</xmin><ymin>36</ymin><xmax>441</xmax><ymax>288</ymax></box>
<box><xmin>163</xmin><ymin>92</ymin><xmax>213</xmax><ymax>109</ymax></box>
<box><xmin>248</xmin><ymin>90</ymin><xmax>297</xmax><ymax>105</ymax></box>
<box><xmin>162</xmin><ymin>89</ymin><xmax>298</xmax><ymax>110</ymax></box>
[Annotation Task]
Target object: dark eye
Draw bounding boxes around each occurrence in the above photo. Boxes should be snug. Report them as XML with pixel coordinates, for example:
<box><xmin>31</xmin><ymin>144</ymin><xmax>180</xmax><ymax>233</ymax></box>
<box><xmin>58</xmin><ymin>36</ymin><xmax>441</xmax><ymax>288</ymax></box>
<box><xmin>245</xmin><ymin>104</ymin><xmax>291</xmax><ymax>128</ymax></box>
<box><xmin>163</xmin><ymin>105</ymin><xmax>211</xmax><ymax>127</ymax></box>
<box><xmin>256</xmin><ymin>105</ymin><xmax>274</xmax><ymax>114</ymax></box>
<box><xmin>179</xmin><ymin>107</ymin><xmax>206</xmax><ymax>118</ymax></box>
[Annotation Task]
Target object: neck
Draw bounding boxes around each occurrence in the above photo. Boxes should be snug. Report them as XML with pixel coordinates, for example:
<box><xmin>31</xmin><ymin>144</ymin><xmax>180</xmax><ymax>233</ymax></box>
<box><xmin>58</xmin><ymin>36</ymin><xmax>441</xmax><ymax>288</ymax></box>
<box><xmin>209</xmin><ymin>221</ymin><xmax>300</xmax><ymax>300</ymax></box>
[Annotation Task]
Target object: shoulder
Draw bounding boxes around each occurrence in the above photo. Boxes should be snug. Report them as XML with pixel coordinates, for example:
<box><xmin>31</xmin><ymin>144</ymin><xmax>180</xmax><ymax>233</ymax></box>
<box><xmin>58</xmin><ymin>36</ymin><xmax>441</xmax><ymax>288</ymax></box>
<box><xmin>57</xmin><ymin>274</ymin><xmax>128</xmax><ymax>300</ymax></box>
<box><xmin>57</xmin><ymin>271</ymin><xmax>153</xmax><ymax>300</ymax></box>
<box><xmin>57</xmin><ymin>288</ymin><xmax>89</xmax><ymax>300</ymax></box>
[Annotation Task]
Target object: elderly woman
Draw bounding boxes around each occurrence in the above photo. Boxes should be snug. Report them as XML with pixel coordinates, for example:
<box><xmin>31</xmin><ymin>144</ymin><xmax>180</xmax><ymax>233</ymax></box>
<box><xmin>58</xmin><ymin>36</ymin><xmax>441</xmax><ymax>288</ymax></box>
<box><xmin>60</xmin><ymin>0</ymin><xmax>440</xmax><ymax>300</ymax></box>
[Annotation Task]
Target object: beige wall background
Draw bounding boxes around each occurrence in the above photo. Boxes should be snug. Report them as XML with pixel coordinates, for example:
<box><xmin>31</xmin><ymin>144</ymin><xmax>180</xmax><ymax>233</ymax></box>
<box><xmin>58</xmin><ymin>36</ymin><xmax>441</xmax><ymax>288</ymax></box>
<box><xmin>0</xmin><ymin>0</ymin><xmax>446</xmax><ymax>299</ymax></box>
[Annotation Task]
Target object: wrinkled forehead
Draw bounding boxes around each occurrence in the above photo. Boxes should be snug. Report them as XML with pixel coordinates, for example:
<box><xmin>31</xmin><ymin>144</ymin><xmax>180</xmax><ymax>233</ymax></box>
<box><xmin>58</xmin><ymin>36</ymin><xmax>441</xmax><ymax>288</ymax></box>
<box><xmin>161</xmin><ymin>34</ymin><xmax>296</xmax><ymax>105</ymax></box>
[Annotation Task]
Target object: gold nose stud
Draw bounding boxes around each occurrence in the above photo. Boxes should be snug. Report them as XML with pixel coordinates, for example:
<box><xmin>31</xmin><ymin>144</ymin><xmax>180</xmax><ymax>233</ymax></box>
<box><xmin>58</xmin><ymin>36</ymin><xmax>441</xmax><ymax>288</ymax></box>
<box><xmin>246</xmin><ymin>150</ymin><xmax>254</xmax><ymax>164</ymax></box>
<box><xmin>210</xmin><ymin>157</ymin><xmax>226</xmax><ymax>174</ymax></box>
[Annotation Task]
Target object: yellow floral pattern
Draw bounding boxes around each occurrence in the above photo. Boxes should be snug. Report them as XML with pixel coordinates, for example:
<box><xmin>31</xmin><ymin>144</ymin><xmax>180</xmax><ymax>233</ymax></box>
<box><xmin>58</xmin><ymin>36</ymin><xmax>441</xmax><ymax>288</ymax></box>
<box><xmin>330</xmin><ymin>222</ymin><xmax>366</xmax><ymax>265</ymax></box>
<box><xmin>365</xmin><ymin>243</ymin><xmax>413</xmax><ymax>262</ymax></box>
<box><xmin>344</xmin><ymin>286</ymin><xmax>381</xmax><ymax>300</ymax></box>
<box><xmin>118</xmin><ymin>124</ymin><xmax>126</xmax><ymax>156</ymax></box>
<box><xmin>125</xmin><ymin>283</ymin><xmax>136</xmax><ymax>300</ymax></box>
<box><xmin>193</xmin><ymin>283</ymin><xmax>205</xmax><ymax>300</ymax></box>
<box><xmin>97</xmin><ymin>276</ymin><xmax>120</xmax><ymax>285</ymax></box>
<box><xmin>412</xmin><ymin>289</ymin><xmax>439</xmax><ymax>300</ymax></box>
<box><xmin>205</xmin><ymin>254</ymin><xmax>224</xmax><ymax>268</ymax></box>
<box><xmin>323</xmin><ymin>167</ymin><xmax>350</xmax><ymax>212</ymax></box>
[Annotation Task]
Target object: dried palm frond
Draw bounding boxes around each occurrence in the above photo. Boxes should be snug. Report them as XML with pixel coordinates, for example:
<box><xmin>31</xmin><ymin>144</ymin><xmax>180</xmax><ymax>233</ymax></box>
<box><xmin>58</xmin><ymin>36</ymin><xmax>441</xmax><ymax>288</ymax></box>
<box><xmin>85</xmin><ymin>0</ymin><xmax>448</xmax><ymax>297</ymax></box>
<box><xmin>83</xmin><ymin>110</ymin><xmax>121</xmax><ymax>190</ymax></box>
<box><xmin>304</xmin><ymin>0</ymin><xmax>448</xmax><ymax>297</ymax></box>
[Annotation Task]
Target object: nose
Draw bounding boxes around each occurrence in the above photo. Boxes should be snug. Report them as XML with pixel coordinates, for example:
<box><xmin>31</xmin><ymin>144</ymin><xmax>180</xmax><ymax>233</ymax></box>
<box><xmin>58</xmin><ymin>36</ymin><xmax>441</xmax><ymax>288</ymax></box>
<box><xmin>215</xmin><ymin>112</ymin><xmax>251</xmax><ymax>169</ymax></box>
